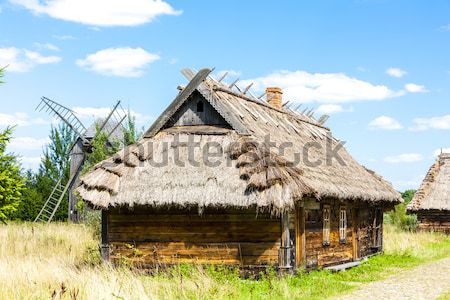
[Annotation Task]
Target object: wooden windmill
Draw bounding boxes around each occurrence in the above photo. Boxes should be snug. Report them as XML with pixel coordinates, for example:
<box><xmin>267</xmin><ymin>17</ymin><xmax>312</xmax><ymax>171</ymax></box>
<box><xmin>34</xmin><ymin>97</ymin><xmax>127</xmax><ymax>223</ymax></box>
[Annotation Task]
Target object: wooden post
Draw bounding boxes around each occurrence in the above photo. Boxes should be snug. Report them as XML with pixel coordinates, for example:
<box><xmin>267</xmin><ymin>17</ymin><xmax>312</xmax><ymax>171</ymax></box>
<box><xmin>352</xmin><ymin>207</ymin><xmax>358</xmax><ymax>260</ymax></box>
<box><xmin>296</xmin><ymin>206</ymin><xmax>306</xmax><ymax>268</ymax></box>
<box><xmin>101</xmin><ymin>210</ymin><xmax>109</xmax><ymax>261</ymax></box>
<box><xmin>68</xmin><ymin>139</ymin><xmax>85</xmax><ymax>223</ymax></box>
<box><xmin>280</xmin><ymin>211</ymin><xmax>292</xmax><ymax>270</ymax></box>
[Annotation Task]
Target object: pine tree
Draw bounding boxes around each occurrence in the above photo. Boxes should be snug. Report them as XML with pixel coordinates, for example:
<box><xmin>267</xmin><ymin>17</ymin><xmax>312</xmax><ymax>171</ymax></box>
<box><xmin>15</xmin><ymin>124</ymin><xmax>76</xmax><ymax>221</ymax></box>
<box><xmin>123</xmin><ymin>110</ymin><xmax>142</xmax><ymax>146</ymax></box>
<box><xmin>0</xmin><ymin>127</ymin><xmax>24</xmax><ymax>223</ymax></box>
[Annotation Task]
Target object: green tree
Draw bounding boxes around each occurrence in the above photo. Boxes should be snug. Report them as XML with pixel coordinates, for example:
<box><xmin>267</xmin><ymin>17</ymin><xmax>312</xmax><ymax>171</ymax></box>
<box><xmin>15</xmin><ymin>124</ymin><xmax>76</xmax><ymax>221</ymax></box>
<box><xmin>0</xmin><ymin>127</ymin><xmax>24</xmax><ymax>223</ymax></box>
<box><xmin>401</xmin><ymin>189</ymin><xmax>416</xmax><ymax>204</ymax></box>
<box><xmin>82</xmin><ymin>113</ymin><xmax>139</xmax><ymax>174</ymax></box>
<box><xmin>13</xmin><ymin>170</ymin><xmax>43</xmax><ymax>220</ymax></box>
<box><xmin>82</xmin><ymin>129</ymin><xmax>120</xmax><ymax>174</ymax></box>
<box><xmin>123</xmin><ymin>110</ymin><xmax>142</xmax><ymax>146</ymax></box>
<box><xmin>385</xmin><ymin>189</ymin><xmax>418</xmax><ymax>231</ymax></box>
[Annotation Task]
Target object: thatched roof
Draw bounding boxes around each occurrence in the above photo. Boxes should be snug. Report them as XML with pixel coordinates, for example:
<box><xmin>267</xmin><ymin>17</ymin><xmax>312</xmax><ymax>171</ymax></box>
<box><xmin>77</xmin><ymin>68</ymin><xmax>401</xmax><ymax>212</ymax></box>
<box><xmin>407</xmin><ymin>153</ymin><xmax>450</xmax><ymax>211</ymax></box>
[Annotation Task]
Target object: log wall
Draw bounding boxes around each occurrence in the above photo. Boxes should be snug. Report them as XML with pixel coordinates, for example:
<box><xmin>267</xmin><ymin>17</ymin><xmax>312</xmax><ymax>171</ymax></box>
<box><xmin>302</xmin><ymin>200</ymin><xmax>385</xmax><ymax>268</ymax></box>
<box><xmin>106</xmin><ymin>207</ymin><xmax>281</xmax><ymax>266</ymax></box>
<box><xmin>417</xmin><ymin>210</ymin><xmax>450</xmax><ymax>234</ymax></box>
<box><xmin>304</xmin><ymin>200</ymin><xmax>353</xmax><ymax>268</ymax></box>
<box><xmin>356</xmin><ymin>207</ymin><xmax>383</xmax><ymax>258</ymax></box>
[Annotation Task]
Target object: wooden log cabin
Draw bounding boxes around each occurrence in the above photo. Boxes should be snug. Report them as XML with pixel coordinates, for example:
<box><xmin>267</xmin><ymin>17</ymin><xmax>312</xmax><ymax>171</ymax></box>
<box><xmin>76</xmin><ymin>68</ymin><xmax>401</xmax><ymax>270</ymax></box>
<box><xmin>407</xmin><ymin>153</ymin><xmax>450</xmax><ymax>234</ymax></box>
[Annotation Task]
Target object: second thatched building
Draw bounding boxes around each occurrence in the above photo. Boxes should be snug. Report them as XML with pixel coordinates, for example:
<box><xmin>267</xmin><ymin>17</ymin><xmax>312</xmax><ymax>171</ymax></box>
<box><xmin>407</xmin><ymin>153</ymin><xmax>450</xmax><ymax>234</ymax></box>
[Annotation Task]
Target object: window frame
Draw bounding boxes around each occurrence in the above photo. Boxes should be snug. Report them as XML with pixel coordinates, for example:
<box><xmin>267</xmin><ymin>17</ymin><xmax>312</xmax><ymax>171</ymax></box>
<box><xmin>196</xmin><ymin>100</ymin><xmax>204</xmax><ymax>113</ymax></box>
<box><xmin>322</xmin><ymin>205</ymin><xmax>331</xmax><ymax>246</ymax></box>
<box><xmin>339</xmin><ymin>206</ymin><xmax>347</xmax><ymax>243</ymax></box>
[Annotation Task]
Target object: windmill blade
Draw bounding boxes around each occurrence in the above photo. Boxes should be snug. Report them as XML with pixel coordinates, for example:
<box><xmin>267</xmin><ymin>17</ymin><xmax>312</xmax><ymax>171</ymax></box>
<box><xmin>37</xmin><ymin>97</ymin><xmax>87</xmax><ymax>142</ymax></box>
<box><xmin>95</xmin><ymin>100</ymin><xmax>127</xmax><ymax>142</ymax></box>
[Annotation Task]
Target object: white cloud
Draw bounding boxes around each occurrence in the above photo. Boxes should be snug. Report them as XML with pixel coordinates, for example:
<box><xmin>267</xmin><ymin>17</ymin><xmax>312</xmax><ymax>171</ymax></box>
<box><xmin>53</xmin><ymin>34</ymin><xmax>76</xmax><ymax>40</ymax></box>
<box><xmin>24</xmin><ymin>50</ymin><xmax>61</xmax><ymax>64</ymax></box>
<box><xmin>433</xmin><ymin>148</ymin><xmax>450</xmax><ymax>157</ymax></box>
<box><xmin>386</xmin><ymin>67</ymin><xmax>407</xmax><ymax>78</ymax></box>
<box><xmin>368</xmin><ymin>116</ymin><xmax>403</xmax><ymax>130</ymax></box>
<box><xmin>316</xmin><ymin>104</ymin><xmax>353</xmax><ymax>114</ymax></box>
<box><xmin>76</xmin><ymin>47</ymin><xmax>160</xmax><ymax>77</ymax></box>
<box><xmin>9</xmin><ymin>137</ymin><xmax>50</xmax><ymax>150</ymax></box>
<box><xmin>169</xmin><ymin>58</ymin><xmax>178</xmax><ymax>65</ymax></box>
<box><xmin>439</xmin><ymin>24</ymin><xmax>450</xmax><ymax>32</ymax></box>
<box><xmin>393</xmin><ymin>176</ymin><xmax>423</xmax><ymax>190</ymax></box>
<box><xmin>0</xmin><ymin>47</ymin><xmax>61</xmax><ymax>72</ymax></box>
<box><xmin>404</xmin><ymin>83</ymin><xmax>428</xmax><ymax>93</ymax></box>
<box><xmin>356</xmin><ymin>66</ymin><xmax>366</xmax><ymax>72</ymax></box>
<box><xmin>384</xmin><ymin>153</ymin><xmax>423</xmax><ymax>163</ymax></box>
<box><xmin>10</xmin><ymin>0</ymin><xmax>181</xmax><ymax>27</ymax></box>
<box><xmin>410</xmin><ymin>115</ymin><xmax>450</xmax><ymax>131</ymax></box>
<box><xmin>241</xmin><ymin>70</ymin><xmax>403</xmax><ymax>104</ymax></box>
<box><xmin>73</xmin><ymin>107</ymin><xmax>111</xmax><ymax>119</ymax></box>
<box><xmin>0</xmin><ymin>112</ymin><xmax>48</xmax><ymax>126</ymax></box>
<box><xmin>72</xmin><ymin>106</ymin><xmax>152</xmax><ymax>125</ymax></box>
<box><xmin>216</xmin><ymin>69</ymin><xmax>241</xmax><ymax>79</ymax></box>
<box><xmin>19</xmin><ymin>156</ymin><xmax>42</xmax><ymax>170</ymax></box>
<box><xmin>33</xmin><ymin>42</ymin><xmax>59</xmax><ymax>51</ymax></box>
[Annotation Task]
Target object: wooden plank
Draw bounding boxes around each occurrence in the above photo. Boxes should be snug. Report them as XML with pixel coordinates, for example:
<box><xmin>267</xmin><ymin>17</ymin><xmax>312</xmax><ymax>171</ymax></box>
<box><xmin>109</xmin><ymin>241</ymin><xmax>279</xmax><ymax>266</ymax></box>
<box><xmin>324</xmin><ymin>261</ymin><xmax>361</xmax><ymax>271</ymax></box>
<box><xmin>144</xmin><ymin>68</ymin><xmax>212</xmax><ymax>138</ymax></box>
<box><xmin>108</xmin><ymin>231</ymin><xmax>281</xmax><ymax>243</ymax></box>
<box><xmin>352</xmin><ymin>208</ymin><xmax>358</xmax><ymax>260</ymax></box>
<box><xmin>280</xmin><ymin>211</ymin><xmax>290</xmax><ymax>268</ymax></box>
<box><xmin>108</xmin><ymin>223</ymin><xmax>281</xmax><ymax>234</ymax></box>
<box><xmin>108</xmin><ymin>214</ymin><xmax>278</xmax><ymax>223</ymax></box>
<box><xmin>296</xmin><ymin>206</ymin><xmax>306</xmax><ymax>267</ymax></box>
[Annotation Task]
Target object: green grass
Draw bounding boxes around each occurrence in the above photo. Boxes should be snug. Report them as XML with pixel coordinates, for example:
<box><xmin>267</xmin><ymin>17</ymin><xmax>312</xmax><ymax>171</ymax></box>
<box><xmin>1</xmin><ymin>223</ymin><xmax>449</xmax><ymax>299</ymax></box>
<box><xmin>438</xmin><ymin>291</ymin><xmax>450</xmax><ymax>300</ymax></box>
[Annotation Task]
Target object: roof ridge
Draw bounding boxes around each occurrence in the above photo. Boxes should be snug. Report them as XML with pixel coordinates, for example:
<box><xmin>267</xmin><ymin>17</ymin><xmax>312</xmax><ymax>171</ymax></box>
<box><xmin>209</xmin><ymin>82</ymin><xmax>330</xmax><ymax>131</ymax></box>
<box><xmin>407</xmin><ymin>157</ymin><xmax>441</xmax><ymax>211</ymax></box>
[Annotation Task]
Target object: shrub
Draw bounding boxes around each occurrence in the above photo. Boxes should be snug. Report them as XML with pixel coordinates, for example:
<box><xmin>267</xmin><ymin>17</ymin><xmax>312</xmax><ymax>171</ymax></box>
<box><xmin>385</xmin><ymin>189</ymin><xmax>418</xmax><ymax>231</ymax></box>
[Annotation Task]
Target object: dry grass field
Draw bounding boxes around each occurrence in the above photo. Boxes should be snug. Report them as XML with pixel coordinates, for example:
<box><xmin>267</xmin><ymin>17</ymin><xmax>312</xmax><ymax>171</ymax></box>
<box><xmin>1</xmin><ymin>222</ymin><xmax>449</xmax><ymax>300</ymax></box>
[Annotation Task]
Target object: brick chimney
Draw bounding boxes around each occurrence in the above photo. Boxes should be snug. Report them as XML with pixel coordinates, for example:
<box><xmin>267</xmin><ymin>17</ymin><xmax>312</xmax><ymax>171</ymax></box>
<box><xmin>266</xmin><ymin>87</ymin><xmax>283</xmax><ymax>109</ymax></box>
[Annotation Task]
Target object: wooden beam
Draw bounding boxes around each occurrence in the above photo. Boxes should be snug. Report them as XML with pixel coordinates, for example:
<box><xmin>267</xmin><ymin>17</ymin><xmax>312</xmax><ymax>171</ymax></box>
<box><xmin>352</xmin><ymin>208</ymin><xmax>358</xmax><ymax>260</ymax></box>
<box><xmin>280</xmin><ymin>211</ymin><xmax>291</xmax><ymax>269</ymax></box>
<box><xmin>296</xmin><ymin>206</ymin><xmax>306</xmax><ymax>268</ymax></box>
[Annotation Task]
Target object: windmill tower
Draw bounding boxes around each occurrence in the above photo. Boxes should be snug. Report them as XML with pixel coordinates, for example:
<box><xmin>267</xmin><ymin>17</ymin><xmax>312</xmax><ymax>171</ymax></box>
<box><xmin>34</xmin><ymin>97</ymin><xmax>127</xmax><ymax>223</ymax></box>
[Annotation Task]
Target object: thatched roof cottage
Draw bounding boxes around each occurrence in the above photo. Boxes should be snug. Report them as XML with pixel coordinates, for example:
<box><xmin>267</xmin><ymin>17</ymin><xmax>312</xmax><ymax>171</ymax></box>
<box><xmin>77</xmin><ymin>68</ymin><xmax>401</xmax><ymax>270</ymax></box>
<box><xmin>407</xmin><ymin>153</ymin><xmax>450</xmax><ymax>234</ymax></box>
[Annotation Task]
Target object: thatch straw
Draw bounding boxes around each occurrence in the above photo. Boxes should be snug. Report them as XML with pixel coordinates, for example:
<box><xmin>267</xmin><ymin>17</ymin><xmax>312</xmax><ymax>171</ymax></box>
<box><xmin>408</xmin><ymin>153</ymin><xmax>450</xmax><ymax>211</ymax></box>
<box><xmin>77</xmin><ymin>78</ymin><xmax>401</xmax><ymax>213</ymax></box>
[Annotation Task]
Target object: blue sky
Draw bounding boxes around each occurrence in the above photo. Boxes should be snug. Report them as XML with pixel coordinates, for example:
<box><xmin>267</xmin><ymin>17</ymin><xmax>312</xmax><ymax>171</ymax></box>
<box><xmin>1</xmin><ymin>0</ymin><xmax>449</xmax><ymax>191</ymax></box>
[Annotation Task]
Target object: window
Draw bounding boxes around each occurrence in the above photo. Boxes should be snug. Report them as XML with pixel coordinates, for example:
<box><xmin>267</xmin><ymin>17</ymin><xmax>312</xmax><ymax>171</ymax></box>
<box><xmin>323</xmin><ymin>206</ymin><xmax>330</xmax><ymax>246</ymax></box>
<box><xmin>196</xmin><ymin>100</ymin><xmax>204</xmax><ymax>112</ymax></box>
<box><xmin>339</xmin><ymin>207</ymin><xmax>347</xmax><ymax>243</ymax></box>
